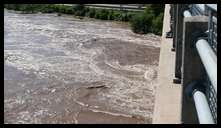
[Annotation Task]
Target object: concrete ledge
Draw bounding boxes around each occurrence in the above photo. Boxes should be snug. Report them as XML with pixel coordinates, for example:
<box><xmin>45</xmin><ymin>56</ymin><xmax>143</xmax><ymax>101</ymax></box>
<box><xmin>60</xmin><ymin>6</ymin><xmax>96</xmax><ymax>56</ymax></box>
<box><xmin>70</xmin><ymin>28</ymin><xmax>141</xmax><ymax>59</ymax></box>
<box><xmin>152</xmin><ymin>4</ymin><xmax>182</xmax><ymax>124</ymax></box>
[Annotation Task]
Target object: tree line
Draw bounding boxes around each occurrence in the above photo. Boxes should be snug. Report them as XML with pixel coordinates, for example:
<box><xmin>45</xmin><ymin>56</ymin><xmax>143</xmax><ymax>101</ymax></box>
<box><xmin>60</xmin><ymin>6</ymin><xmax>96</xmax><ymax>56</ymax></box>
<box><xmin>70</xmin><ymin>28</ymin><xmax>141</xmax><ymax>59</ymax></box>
<box><xmin>4</xmin><ymin>4</ymin><xmax>164</xmax><ymax>35</ymax></box>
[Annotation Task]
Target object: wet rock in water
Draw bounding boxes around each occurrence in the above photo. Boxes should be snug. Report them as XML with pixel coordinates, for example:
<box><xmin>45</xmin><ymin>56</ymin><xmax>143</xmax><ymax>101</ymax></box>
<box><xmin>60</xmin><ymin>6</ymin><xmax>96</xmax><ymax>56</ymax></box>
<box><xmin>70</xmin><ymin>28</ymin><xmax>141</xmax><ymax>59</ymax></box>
<box><xmin>85</xmin><ymin>85</ymin><xmax>110</xmax><ymax>89</ymax></box>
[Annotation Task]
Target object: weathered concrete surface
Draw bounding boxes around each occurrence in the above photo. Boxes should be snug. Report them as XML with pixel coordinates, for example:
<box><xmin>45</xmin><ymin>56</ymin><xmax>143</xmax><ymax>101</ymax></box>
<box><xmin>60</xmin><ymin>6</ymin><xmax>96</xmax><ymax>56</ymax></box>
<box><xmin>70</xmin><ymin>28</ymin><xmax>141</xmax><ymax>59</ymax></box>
<box><xmin>4</xmin><ymin>9</ymin><xmax>160</xmax><ymax>124</ymax></box>
<box><xmin>153</xmin><ymin>4</ymin><xmax>182</xmax><ymax>124</ymax></box>
<box><xmin>181</xmin><ymin>16</ymin><xmax>208</xmax><ymax>123</ymax></box>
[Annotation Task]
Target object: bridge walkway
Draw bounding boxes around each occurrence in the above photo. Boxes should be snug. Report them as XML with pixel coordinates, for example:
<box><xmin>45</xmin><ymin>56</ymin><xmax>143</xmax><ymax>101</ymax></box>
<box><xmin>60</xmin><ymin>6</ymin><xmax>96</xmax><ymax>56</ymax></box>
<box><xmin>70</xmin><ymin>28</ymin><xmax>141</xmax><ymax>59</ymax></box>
<box><xmin>153</xmin><ymin>4</ymin><xmax>182</xmax><ymax>124</ymax></box>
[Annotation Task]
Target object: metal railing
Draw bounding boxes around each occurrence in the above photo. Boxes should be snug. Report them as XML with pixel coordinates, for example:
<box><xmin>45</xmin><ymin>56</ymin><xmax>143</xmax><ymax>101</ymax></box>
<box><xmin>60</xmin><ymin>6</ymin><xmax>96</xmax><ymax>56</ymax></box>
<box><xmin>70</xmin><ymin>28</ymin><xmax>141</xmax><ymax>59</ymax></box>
<box><xmin>81</xmin><ymin>4</ymin><xmax>145</xmax><ymax>12</ymax></box>
<box><xmin>207</xmin><ymin>8</ymin><xmax>217</xmax><ymax>54</ymax></box>
<box><xmin>189</xmin><ymin>4</ymin><xmax>217</xmax><ymax>54</ymax></box>
<box><xmin>204</xmin><ymin>5</ymin><xmax>217</xmax><ymax>123</ymax></box>
<box><xmin>170</xmin><ymin>4</ymin><xmax>217</xmax><ymax>124</ymax></box>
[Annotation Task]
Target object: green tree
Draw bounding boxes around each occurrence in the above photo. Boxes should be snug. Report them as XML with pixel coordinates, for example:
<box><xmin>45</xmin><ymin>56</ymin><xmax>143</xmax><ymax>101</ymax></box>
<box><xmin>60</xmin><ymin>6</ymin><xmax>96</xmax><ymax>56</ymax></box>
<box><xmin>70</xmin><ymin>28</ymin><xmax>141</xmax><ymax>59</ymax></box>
<box><xmin>152</xmin><ymin>12</ymin><xmax>164</xmax><ymax>35</ymax></box>
<box><xmin>130</xmin><ymin>12</ymin><xmax>153</xmax><ymax>34</ymax></box>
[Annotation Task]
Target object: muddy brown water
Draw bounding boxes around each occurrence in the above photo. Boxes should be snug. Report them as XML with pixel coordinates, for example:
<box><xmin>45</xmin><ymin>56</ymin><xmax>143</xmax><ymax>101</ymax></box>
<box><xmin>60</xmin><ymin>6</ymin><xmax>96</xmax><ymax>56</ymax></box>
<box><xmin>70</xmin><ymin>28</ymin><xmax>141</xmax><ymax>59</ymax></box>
<box><xmin>4</xmin><ymin>9</ymin><xmax>161</xmax><ymax>124</ymax></box>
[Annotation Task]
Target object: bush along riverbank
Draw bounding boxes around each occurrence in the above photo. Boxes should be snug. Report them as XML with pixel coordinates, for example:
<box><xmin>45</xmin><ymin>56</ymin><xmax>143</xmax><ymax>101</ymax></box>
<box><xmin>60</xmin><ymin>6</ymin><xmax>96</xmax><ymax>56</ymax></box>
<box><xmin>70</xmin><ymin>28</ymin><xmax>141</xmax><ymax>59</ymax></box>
<box><xmin>4</xmin><ymin>4</ymin><xmax>164</xmax><ymax>35</ymax></box>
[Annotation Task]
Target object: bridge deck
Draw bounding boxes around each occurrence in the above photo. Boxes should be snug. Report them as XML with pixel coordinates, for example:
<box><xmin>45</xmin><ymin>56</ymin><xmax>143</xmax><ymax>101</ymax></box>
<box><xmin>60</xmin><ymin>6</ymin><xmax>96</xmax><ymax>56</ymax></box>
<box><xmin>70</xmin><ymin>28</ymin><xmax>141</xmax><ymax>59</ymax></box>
<box><xmin>153</xmin><ymin>4</ymin><xmax>182</xmax><ymax>124</ymax></box>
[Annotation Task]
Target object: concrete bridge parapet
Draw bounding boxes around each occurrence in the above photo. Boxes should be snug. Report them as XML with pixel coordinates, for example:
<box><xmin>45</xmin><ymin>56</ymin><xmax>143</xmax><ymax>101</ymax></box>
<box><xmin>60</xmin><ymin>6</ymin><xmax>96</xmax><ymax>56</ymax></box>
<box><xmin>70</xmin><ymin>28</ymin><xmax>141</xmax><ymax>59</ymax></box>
<box><xmin>153</xmin><ymin>4</ymin><xmax>216</xmax><ymax>124</ymax></box>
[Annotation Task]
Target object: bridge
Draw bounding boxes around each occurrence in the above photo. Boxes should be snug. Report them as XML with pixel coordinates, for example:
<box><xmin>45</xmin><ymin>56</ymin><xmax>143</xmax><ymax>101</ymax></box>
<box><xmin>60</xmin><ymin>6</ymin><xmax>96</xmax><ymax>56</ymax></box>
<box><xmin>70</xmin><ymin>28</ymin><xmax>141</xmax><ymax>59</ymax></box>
<box><xmin>63</xmin><ymin>4</ymin><xmax>146</xmax><ymax>12</ymax></box>
<box><xmin>153</xmin><ymin>4</ymin><xmax>217</xmax><ymax>124</ymax></box>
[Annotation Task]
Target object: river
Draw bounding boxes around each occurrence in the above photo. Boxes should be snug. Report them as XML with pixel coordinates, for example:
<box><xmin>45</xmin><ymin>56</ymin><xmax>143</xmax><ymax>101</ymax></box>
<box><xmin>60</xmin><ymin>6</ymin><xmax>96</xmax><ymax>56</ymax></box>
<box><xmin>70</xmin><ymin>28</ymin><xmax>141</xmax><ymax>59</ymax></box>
<box><xmin>4</xmin><ymin>9</ymin><xmax>161</xmax><ymax>124</ymax></box>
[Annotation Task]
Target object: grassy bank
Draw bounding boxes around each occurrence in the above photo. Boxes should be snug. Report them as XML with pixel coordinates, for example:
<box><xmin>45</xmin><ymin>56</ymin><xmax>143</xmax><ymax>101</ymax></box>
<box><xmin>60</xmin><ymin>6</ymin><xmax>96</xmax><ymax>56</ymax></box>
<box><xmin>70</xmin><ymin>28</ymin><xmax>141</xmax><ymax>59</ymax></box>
<box><xmin>4</xmin><ymin>4</ymin><xmax>164</xmax><ymax>35</ymax></box>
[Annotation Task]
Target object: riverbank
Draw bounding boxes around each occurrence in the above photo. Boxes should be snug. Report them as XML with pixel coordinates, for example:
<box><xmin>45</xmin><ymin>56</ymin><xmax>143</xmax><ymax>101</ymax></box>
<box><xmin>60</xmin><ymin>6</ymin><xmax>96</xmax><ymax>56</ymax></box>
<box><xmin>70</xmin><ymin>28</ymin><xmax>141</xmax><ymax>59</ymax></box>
<box><xmin>4</xmin><ymin>4</ymin><xmax>137</xmax><ymax>21</ymax></box>
<box><xmin>4</xmin><ymin>4</ymin><xmax>164</xmax><ymax>35</ymax></box>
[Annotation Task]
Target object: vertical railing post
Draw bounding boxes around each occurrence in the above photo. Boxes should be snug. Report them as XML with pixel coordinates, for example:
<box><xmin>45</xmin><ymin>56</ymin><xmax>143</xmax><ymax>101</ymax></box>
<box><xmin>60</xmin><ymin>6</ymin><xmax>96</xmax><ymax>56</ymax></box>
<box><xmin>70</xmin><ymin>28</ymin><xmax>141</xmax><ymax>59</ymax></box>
<box><xmin>174</xmin><ymin>4</ymin><xmax>189</xmax><ymax>81</ymax></box>
<box><xmin>171</xmin><ymin>4</ymin><xmax>177</xmax><ymax>51</ymax></box>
